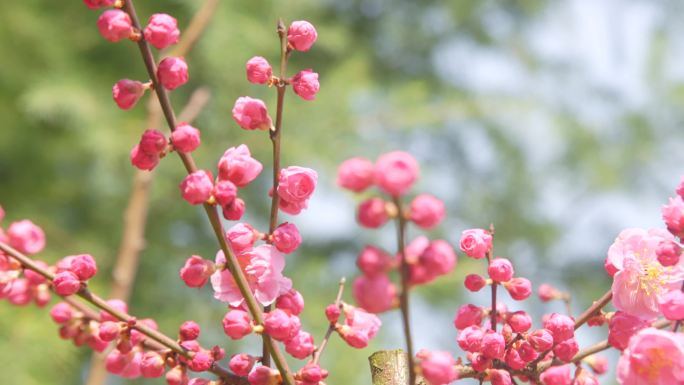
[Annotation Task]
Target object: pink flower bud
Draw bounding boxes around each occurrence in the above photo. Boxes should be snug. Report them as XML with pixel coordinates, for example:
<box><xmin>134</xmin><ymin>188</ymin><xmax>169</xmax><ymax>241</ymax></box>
<box><xmin>469</xmin><ymin>352</ymin><xmax>491</xmax><ymax>372</ymax></box>
<box><xmin>179</xmin><ymin>255</ymin><xmax>215</xmax><ymax>288</ymax></box>
<box><xmin>457</xmin><ymin>325</ymin><xmax>483</xmax><ymax>352</ymax></box>
<box><xmin>464</xmin><ymin>274</ymin><xmax>486</xmax><ymax>292</ymax></box>
<box><xmin>490</xmin><ymin>369</ymin><xmax>512</xmax><ymax>385</ymax></box>
<box><xmin>275</xmin><ymin>289</ymin><xmax>305</xmax><ymax>315</ymax></box>
<box><xmin>100</xmin><ymin>299</ymin><xmax>128</xmax><ymax>322</ymax></box>
<box><xmin>50</xmin><ymin>302</ymin><xmax>73</xmax><ymax>324</ymax></box>
<box><xmin>287</xmin><ymin>21</ymin><xmax>317</xmax><ymax>52</ymax></box>
<box><xmin>416</xmin><ymin>350</ymin><xmax>457</xmax><ymax>385</ymax></box>
<box><xmin>139</xmin><ymin>129</ymin><xmax>167</xmax><ymax>155</ymax></box>
<box><xmin>337</xmin><ymin>157</ymin><xmax>375</xmax><ymax>192</ymax></box>
<box><xmin>539</xmin><ymin>364</ymin><xmax>572</xmax><ymax>385</ymax></box>
<box><xmin>504</xmin><ymin>277</ymin><xmax>532</xmax><ymax>301</ymax></box>
<box><xmin>264</xmin><ymin>309</ymin><xmax>300</xmax><ymax>341</ymax></box>
<box><xmin>409</xmin><ymin>194</ymin><xmax>445</xmax><ymax>229</ymax></box>
<box><xmin>374</xmin><ymin>151</ymin><xmax>419</xmax><ymax>196</ymax></box>
<box><xmin>130</xmin><ymin>144</ymin><xmax>159</xmax><ymax>171</ymax></box>
<box><xmin>507</xmin><ymin>311</ymin><xmax>532</xmax><ymax>333</ymax></box>
<box><xmin>246</xmin><ymin>56</ymin><xmax>272</xmax><ymax>85</ymax></box>
<box><xmin>7</xmin><ymin>219</ymin><xmax>45</xmax><ymax>255</ymax></box>
<box><xmin>232</xmin><ymin>97</ymin><xmax>272</xmax><ymax>131</ymax></box>
<box><xmin>229</xmin><ymin>353</ymin><xmax>256</xmax><ymax>376</ymax></box>
<box><xmin>290</xmin><ymin>69</ymin><xmax>320</xmax><ymax>101</ymax></box>
<box><xmin>97</xmin><ymin>10</ymin><xmax>132</xmax><ymax>42</ymax></box>
<box><xmin>24</xmin><ymin>261</ymin><xmax>48</xmax><ymax>285</ymax></box>
<box><xmin>659</xmin><ymin>290</ymin><xmax>684</xmax><ymax>320</ymax></box>
<box><xmin>166</xmin><ymin>365</ymin><xmax>188</xmax><ymax>385</ymax></box>
<box><xmin>83</xmin><ymin>0</ymin><xmax>115</xmax><ymax>10</ymax></box>
<box><xmin>222</xmin><ymin>198</ymin><xmax>245</xmax><ymax>221</ymax></box>
<box><xmin>418</xmin><ymin>240</ymin><xmax>456</xmax><ymax>277</ymax></box>
<box><xmin>144</xmin><ymin>13</ymin><xmax>180</xmax><ymax>50</ymax></box>
<box><xmin>225</xmin><ymin>223</ymin><xmax>257</xmax><ymax>255</ymax></box>
<box><xmin>222</xmin><ymin>310</ymin><xmax>252</xmax><ymax>340</ymax></box>
<box><xmin>188</xmin><ymin>350</ymin><xmax>213</xmax><ymax>372</ymax></box>
<box><xmin>277</xmin><ymin>197</ymin><xmax>308</xmax><ymax>216</ymax></box>
<box><xmin>299</xmin><ymin>363</ymin><xmax>328</xmax><ymax>383</ymax></box>
<box><xmin>157</xmin><ymin>57</ymin><xmax>189</xmax><ymax>91</ymax></box>
<box><xmin>553</xmin><ymin>337</ymin><xmax>579</xmax><ymax>362</ymax></box>
<box><xmin>352</xmin><ymin>274</ymin><xmax>397</xmax><ymax>314</ymax></box>
<box><xmin>459</xmin><ymin>228</ymin><xmax>492</xmax><ymax>259</ymax></box>
<box><xmin>272</xmin><ymin>222</ymin><xmax>302</xmax><ymax>254</ymax></box>
<box><xmin>325</xmin><ymin>304</ymin><xmax>340</xmax><ymax>323</ymax></box>
<box><xmin>528</xmin><ymin>329</ymin><xmax>554</xmax><ymax>352</ymax></box>
<box><xmin>218</xmin><ymin>144</ymin><xmax>263</xmax><ymax>187</ymax></box>
<box><xmin>68</xmin><ymin>254</ymin><xmax>97</xmax><ymax>281</ymax></box>
<box><xmin>140</xmin><ymin>351</ymin><xmax>165</xmax><ymax>378</ymax></box>
<box><xmin>105</xmin><ymin>349</ymin><xmax>129</xmax><ymax>375</ymax></box>
<box><xmin>656</xmin><ymin>239</ymin><xmax>682</xmax><ymax>267</ymax></box>
<box><xmin>357</xmin><ymin>197</ymin><xmax>389</xmax><ymax>228</ymax></box>
<box><xmin>538</xmin><ymin>283</ymin><xmax>560</xmax><ymax>302</ymax></box>
<box><xmin>504</xmin><ymin>348</ymin><xmax>526</xmax><ymax>370</ymax></box>
<box><xmin>337</xmin><ymin>305</ymin><xmax>381</xmax><ymax>348</ymax></box>
<box><xmin>488</xmin><ymin>258</ymin><xmax>514</xmax><ymax>282</ymax></box>
<box><xmin>53</xmin><ymin>271</ymin><xmax>81</xmax><ymax>296</ymax></box>
<box><xmin>543</xmin><ymin>313</ymin><xmax>575</xmax><ymax>343</ymax></box>
<box><xmin>180</xmin><ymin>170</ymin><xmax>214</xmax><ymax>205</ymax></box>
<box><xmin>248</xmin><ymin>366</ymin><xmax>279</xmax><ymax>385</ymax></box>
<box><xmin>663</xmin><ymin>196</ymin><xmax>684</xmax><ymax>238</ymax></box>
<box><xmin>98</xmin><ymin>321</ymin><xmax>122</xmax><ymax>341</ymax></box>
<box><xmin>213</xmin><ymin>180</ymin><xmax>237</xmax><ymax>208</ymax></box>
<box><xmin>517</xmin><ymin>341</ymin><xmax>538</xmax><ymax>362</ymax></box>
<box><xmin>356</xmin><ymin>246</ymin><xmax>392</xmax><ymax>277</ymax></box>
<box><xmin>284</xmin><ymin>330</ymin><xmax>315</xmax><ymax>359</ymax></box>
<box><xmin>277</xmin><ymin>166</ymin><xmax>318</xmax><ymax>204</ymax></box>
<box><xmin>112</xmin><ymin>79</ymin><xmax>145</xmax><ymax>110</ymax></box>
<box><xmin>179</xmin><ymin>321</ymin><xmax>200</xmax><ymax>341</ymax></box>
<box><xmin>585</xmin><ymin>355</ymin><xmax>608</xmax><ymax>374</ymax></box>
<box><xmin>481</xmin><ymin>331</ymin><xmax>505</xmax><ymax>359</ymax></box>
<box><xmin>171</xmin><ymin>123</ymin><xmax>201</xmax><ymax>154</ymax></box>
<box><xmin>453</xmin><ymin>304</ymin><xmax>483</xmax><ymax>330</ymax></box>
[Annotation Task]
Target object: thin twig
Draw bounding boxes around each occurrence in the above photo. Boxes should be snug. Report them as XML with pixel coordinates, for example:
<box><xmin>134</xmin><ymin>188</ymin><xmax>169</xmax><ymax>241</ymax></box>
<box><xmin>118</xmin><ymin>1</ymin><xmax>295</xmax><ymax>383</ymax></box>
<box><xmin>485</xmin><ymin>252</ymin><xmax>497</xmax><ymax>332</ymax></box>
<box><xmin>574</xmin><ymin>290</ymin><xmax>612</xmax><ymax>330</ymax></box>
<box><xmin>312</xmin><ymin>277</ymin><xmax>346</xmax><ymax>365</ymax></box>
<box><xmin>0</xmin><ymin>241</ymin><xmax>248</xmax><ymax>385</ymax></box>
<box><xmin>392</xmin><ymin>196</ymin><xmax>415</xmax><ymax>385</ymax></box>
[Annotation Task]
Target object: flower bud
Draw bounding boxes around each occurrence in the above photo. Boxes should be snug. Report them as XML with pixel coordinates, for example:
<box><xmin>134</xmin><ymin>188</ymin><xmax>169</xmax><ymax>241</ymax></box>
<box><xmin>507</xmin><ymin>311</ymin><xmax>532</xmax><ymax>333</ymax></box>
<box><xmin>112</xmin><ymin>79</ymin><xmax>145</xmax><ymax>110</ymax></box>
<box><xmin>656</xmin><ymin>239</ymin><xmax>682</xmax><ymax>267</ymax></box>
<box><xmin>171</xmin><ymin>123</ymin><xmax>201</xmax><ymax>154</ymax></box>
<box><xmin>416</xmin><ymin>350</ymin><xmax>457</xmax><ymax>385</ymax></box>
<box><xmin>488</xmin><ymin>258</ymin><xmax>514</xmax><ymax>282</ymax></box>
<box><xmin>490</xmin><ymin>369</ymin><xmax>512</xmax><ymax>385</ymax></box>
<box><xmin>456</xmin><ymin>325</ymin><xmax>483</xmax><ymax>352</ymax></box>
<box><xmin>291</xmin><ymin>69</ymin><xmax>319</xmax><ymax>101</ymax></box>
<box><xmin>272</xmin><ymin>223</ymin><xmax>302</xmax><ymax>254</ymax></box>
<box><xmin>53</xmin><ymin>271</ymin><xmax>81</xmax><ymax>296</ymax></box>
<box><xmin>229</xmin><ymin>353</ymin><xmax>256</xmax><ymax>376</ymax></box>
<box><xmin>222</xmin><ymin>310</ymin><xmax>252</xmax><ymax>340</ymax></box>
<box><xmin>481</xmin><ymin>331</ymin><xmax>505</xmax><ymax>359</ymax></box>
<box><xmin>284</xmin><ymin>330</ymin><xmax>315</xmax><ymax>359</ymax></box>
<box><xmin>99</xmin><ymin>321</ymin><xmax>122</xmax><ymax>341</ymax></box>
<box><xmin>553</xmin><ymin>337</ymin><xmax>579</xmax><ymax>362</ymax></box>
<box><xmin>49</xmin><ymin>302</ymin><xmax>73</xmax><ymax>324</ymax></box>
<box><xmin>264</xmin><ymin>309</ymin><xmax>300</xmax><ymax>341</ymax></box>
<box><xmin>325</xmin><ymin>304</ymin><xmax>340</xmax><ymax>323</ymax></box>
<box><xmin>246</xmin><ymin>56</ymin><xmax>272</xmax><ymax>85</ymax></box>
<box><xmin>659</xmin><ymin>290</ymin><xmax>684</xmax><ymax>320</ymax></box>
<box><xmin>275</xmin><ymin>289</ymin><xmax>305</xmax><ymax>316</ymax></box>
<box><xmin>277</xmin><ymin>166</ymin><xmax>317</xmax><ymax>204</ymax></box>
<box><xmin>357</xmin><ymin>197</ymin><xmax>389</xmax><ymax>228</ymax></box>
<box><xmin>503</xmin><ymin>277</ymin><xmax>532</xmax><ymax>301</ymax></box>
<box><xmin>287</xmin><ymin>21</ymin><xmax>318</xmax><ymax>52</ymax></box>
<box><xmin>352</xmin><ymin>274</ymin><xmax>396</xmax><ymax>314</ymax></box>
<box><xmin>7</xmin><ymin>220</ymin><xmax>45</xmax><ymax>255</ymax></box>
<box><xmin>459</xmin><ymin>228</ymin><xmax>492</xmax><ymax>260</ymax></box>
<box><xmin>180</xmin><ymin>320</ymin><xmax>201</xmax><ymax>341</ymax></box>
<box><xmin>97</xmin><ymin>10</ymin><xmax>132</xmax><ymax>42</ymax></box>
<box><xmin>453</xmin><ymin>304</ymin><xmax>483</xmax><ymax>330</ymax></box>
<box><xmin>337</xmin><ymin>157</ymin><xmax>374</xmax><ymax>192</ymax></box>
<box><xmin>157</xmin><ymin>57</ymin><xmax>189</xmax><ymax>91</ymax></box>
<box><xmin>464</xmin><ymin>274</ymin><xmax>486</xmax><ymax>292</ymax></box>
<box><xmin>222</xmin><ymin>198</ymin><xmax>245</xmax><ymax>221</ymax></box>
<box><xmin>409</xmin><ymin>194</ymin><xmax>445</xmax><ymax>229</ymax></box>
<box><xmin>140</xmin><ymin>351</ymin><xmax>165</xmax><ymax>378</ymax></box>
<box><xmin>232</xmin><ymin>97</ymin><xmax>272</xmax><ymax>131</ymax></box>
<box><xmin>543</xmin><ymin>313</ymin><xmax>575</xmax><ymax>343</ymax></box>
<box><xmin>188</xmin><ymin>350</ymin><xmax>213</xmax><ymax>372</ymax></box>
<box><xmin>179</xmin><ymin>255</ymin><xmax>215</xmax><ymax>288</ymax></box>
<box><xmin>218</xmin><ymin>144</ymin><xmax>263</xmax><ymax>187</ymax></box>
<box><xmin>139</xmin><ymin>129</ymin><xmax>167</xmax><ymax>155</ymax></box>
<box><xmin>180</xmin><ymin>170</ymin><xmax>214</xmax><ymax>205</ymax></box>
<box><xmin>225</xmin><ymin>223</ymin><xmax>257</xmax><ymax>255</ymax></box>
<box><xmin>374</xmin><ymin>151</ymin><xmax>419</xmax><ymax>197</ymax></box>
<box><xmin>130</xmin><ymin>145</ymin><xmax>159</xmax><ymax>171</ymax></box>
<box><xmin>528</xmin><ymin>329</ymin><xmax>554</xmax><ymax>352</ymax></box>
<box><xmin>69</xmin><ymin>254</ymin><xmax>97</xmax><ymax>281</ymax></box>
<box><xmin>144</xmin><ymin>13</ymin><xmax>180</xmax><ymax>50</ymax></box>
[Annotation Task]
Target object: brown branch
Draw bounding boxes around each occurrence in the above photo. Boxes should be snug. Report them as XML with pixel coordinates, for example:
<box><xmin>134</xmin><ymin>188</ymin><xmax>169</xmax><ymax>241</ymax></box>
<box><xmin>574</xmin><ymin>290</ymin><xmax>612</xmax><ymax>330</ymax></box>
<box><xmin>392</xmin><ymin>196</ymin><xmax>415</xmax><ymax>385</ymax></box>
<box><xmin>311</xmin><ymin>277</ymin><xmax>346</xmax><ymax>365</ymax></box>
<box><xmin>0</xmin><ymin>241</ymin><xmax>248</xmax><ymax>385</ymax></box>
<box><xmin>106</xmin><ymin>1</ymin><xmax>297</xmax><ymax>383</ymax></box>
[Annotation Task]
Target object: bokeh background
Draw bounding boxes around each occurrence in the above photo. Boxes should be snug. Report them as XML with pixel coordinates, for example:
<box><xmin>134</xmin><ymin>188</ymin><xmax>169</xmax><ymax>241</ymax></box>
<box><xmin>1</xmin><ymin>0</ymin><xmax>684</xmax><ymax>384</ymax></box>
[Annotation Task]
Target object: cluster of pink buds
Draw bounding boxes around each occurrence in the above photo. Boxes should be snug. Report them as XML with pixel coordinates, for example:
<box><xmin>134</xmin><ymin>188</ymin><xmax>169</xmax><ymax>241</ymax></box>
<box><xmin>338</xmin><ymin>151</ymin><xmax>454</xmax><ymax>313</ymax></box>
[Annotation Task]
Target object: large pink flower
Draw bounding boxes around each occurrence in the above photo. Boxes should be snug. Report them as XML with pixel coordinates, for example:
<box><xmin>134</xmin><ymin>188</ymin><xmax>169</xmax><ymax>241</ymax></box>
<box><xmin>610</xmin><ymin>229</ymin><xmax>684</xmax><ymax>319</ymax></box>
<box><xmin>210</xmin><ymin>245</ymin><xmax>292</xmax><ymax>307</ymax></box>
<box><xmin>617</xmin><ymin>328</ymin><xmax>684</xmax><ymax>385</ymax></box>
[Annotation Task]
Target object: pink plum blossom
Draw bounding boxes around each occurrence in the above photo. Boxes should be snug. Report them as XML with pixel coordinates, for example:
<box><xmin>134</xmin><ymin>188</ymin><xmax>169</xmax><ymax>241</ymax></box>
<box><xmin>337</xmin><ymin>157</ymin><xmax>375</xmax><ymax>192</ymax></box>
<box><xmin>218</xmin><ymin>144</ymin><xmax>263</xmax><ymax>187</ymax></box>
<box><xmin>144</xmin><ymin>13</ymin><xmax>180</xmax><ymax>50</ymax></box>
<box><xmin>374</xmin><ymin>151</ymin><xmax>419</xmax><ymax>196</ymax></box>
<box><xmin>616</xmin><ymin>328</ymin><xmax>684</xmax><ymax>385</ymax></box>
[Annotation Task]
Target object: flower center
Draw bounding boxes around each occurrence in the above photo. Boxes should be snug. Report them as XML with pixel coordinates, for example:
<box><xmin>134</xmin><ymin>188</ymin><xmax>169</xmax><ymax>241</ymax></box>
<box><xmin>634</xmin><ymin>347</ymin><xmax>673</xmax><ymax>381</ymax></box>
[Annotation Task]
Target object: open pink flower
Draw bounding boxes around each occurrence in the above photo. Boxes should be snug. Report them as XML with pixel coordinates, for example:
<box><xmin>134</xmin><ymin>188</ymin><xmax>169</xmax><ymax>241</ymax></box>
<box><xmin>617</xmin><ymin>328</ymin><xmax>684</xmax><ymax>385</ymax></box>
<box><xmin>211</xmin><ymin>245</ymin><xmax>292</xmax><ymax>307</ymax></box>
<box><xmin>605</xmin><ymin>228</ymin><xmax>672</xmax><ymax>277</ymax></box>
<box><xmin>277</xmin><ymin>166</ymin><xmax>317</xmax><ymax>204</ymax></box>
<box><xmin>459</xmin><ymin>228</ymin><xmax>492</xmax><ymax>260</ymax></box>
<box><xmin>611</xmin><ymin>229</ymin><xmax>684</xmax><ymax>319</ymax></box>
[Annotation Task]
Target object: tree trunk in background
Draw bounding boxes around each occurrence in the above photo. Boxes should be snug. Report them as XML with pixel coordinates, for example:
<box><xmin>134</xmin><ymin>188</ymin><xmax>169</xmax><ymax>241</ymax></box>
<box><xmin>369</xmin><ymin>350</ymin><xmax>427</xmax><ymax>385</ymax></box>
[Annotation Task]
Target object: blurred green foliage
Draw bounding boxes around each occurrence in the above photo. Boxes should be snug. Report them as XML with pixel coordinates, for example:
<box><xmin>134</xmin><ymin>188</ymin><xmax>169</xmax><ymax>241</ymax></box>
<box><xmin>2</xmin><ymin>0</ymin><xmax>684</xmax><ymax>384</ymax></box>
